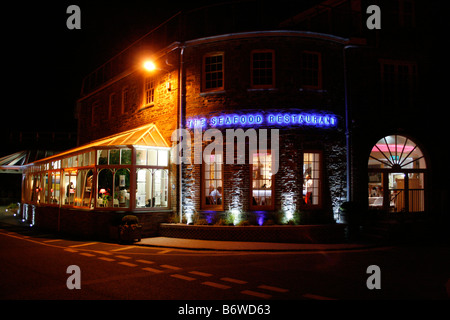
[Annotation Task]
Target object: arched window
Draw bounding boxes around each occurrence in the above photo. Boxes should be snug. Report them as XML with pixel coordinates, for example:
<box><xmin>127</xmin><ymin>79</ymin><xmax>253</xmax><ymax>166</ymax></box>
<box><xmin>368</xmin><ymin>135</ymin><xmax>426</xmax><ymax>213</ymax></box>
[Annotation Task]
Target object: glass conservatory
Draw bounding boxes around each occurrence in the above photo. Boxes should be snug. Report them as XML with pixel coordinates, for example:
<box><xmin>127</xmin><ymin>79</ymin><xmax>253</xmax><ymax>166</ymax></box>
<box><xmin>21</xmin><ymin>123</ymin><xmax>171</xmax><ymax>212</ymax></box>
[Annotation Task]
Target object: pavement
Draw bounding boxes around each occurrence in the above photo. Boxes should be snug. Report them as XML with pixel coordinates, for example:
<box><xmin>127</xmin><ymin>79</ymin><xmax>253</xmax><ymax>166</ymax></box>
<box><xmin>0</xmin><ymin>206</ymin><xmax>378</xmax><ymax>252</ymax></box>
<box><xmin>135</xmin><ymin>236</ymin><xmax>375</xmax><ymax>251</ymax></box>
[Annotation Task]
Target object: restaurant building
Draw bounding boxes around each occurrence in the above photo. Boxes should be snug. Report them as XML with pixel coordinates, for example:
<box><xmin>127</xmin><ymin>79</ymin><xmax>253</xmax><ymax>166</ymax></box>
<box><xmin>19</xmin><ymin>0</ymin><xmax>447</xmax><ymax>241</ymax></box>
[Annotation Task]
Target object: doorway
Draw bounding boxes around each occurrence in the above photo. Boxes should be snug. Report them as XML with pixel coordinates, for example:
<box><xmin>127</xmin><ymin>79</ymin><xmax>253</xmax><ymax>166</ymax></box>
<box><xmin>368</xmin><ymin>135</ymin><xmax>426</xmax><ymax>213</ymax></box>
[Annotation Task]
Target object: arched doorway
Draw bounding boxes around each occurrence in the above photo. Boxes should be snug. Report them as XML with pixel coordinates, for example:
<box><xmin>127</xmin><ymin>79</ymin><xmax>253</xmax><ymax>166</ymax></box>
<box><xmin>368</xmin><ymin>135</ymin><xmax>427</xmax><ymax>213</ymax></box>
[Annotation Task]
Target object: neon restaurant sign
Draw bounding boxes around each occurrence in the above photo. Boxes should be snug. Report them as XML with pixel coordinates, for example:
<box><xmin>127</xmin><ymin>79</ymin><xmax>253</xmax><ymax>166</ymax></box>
<box><xmin>187</xmin><ymin>112</ymin><xmax>337</xmax><ymax>129</ymax></box>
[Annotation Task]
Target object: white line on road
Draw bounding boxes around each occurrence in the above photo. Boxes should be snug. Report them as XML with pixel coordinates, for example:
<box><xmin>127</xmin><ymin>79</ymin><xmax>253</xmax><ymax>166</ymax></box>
<box><xmin>110</xmin><ymin>246</ymin><xmax>134</xmax><ymax>252</ymax></box>
<box><xmin>160</xmin><ymin>264</ymin><xmax>181</xmax><ymax>270</ymax></box>
<box><xmin>302</xmin><ymin>293</ymin><xmax>337</xmax><ymax>300</ymax></box>
<box><xmin>189</xmin><ymin>271</ymin><xmax>212</xmax><ymax>277</ymax></box>
<box><xmin>258</xmin><ymin>284</ymin><xmax>289</xmax><ymax>293</ymax></box>
<box><xmin>136</xmin><ymin>259</ymin><xmax>155</xmax><ymax>264</ymax></box>
<box><xmin>118</xmin><ymin>262</ymin><xmax>138</xmax><ymax>267</ymax></box>
<box><xmin>79</xmin><ymin>252</ymin><xmax>96</xmax><ymax>257</ymax></box>
<box><xmin>142</xmin><ymin>267</ymin><xmax>163</xmax><ymax>273</ymax></box>
<box><xmin>98</xmin><ymin>257</ymin><xmax>116</xmax><ymax>262</ymax></box>
<box><xmin>69</xmin><ymin>242</ymin><xmax>98</xmax><ymax>248</ymax></box>
<box><xmin>43</xmin><ymin>239</ymin><xmax>62</xmax><ymax>243</ymax></box>
<box><xmin>241</xmin><ymin>290</ymin><xmax>272</xmax><ymax>299</ymax></box>
<box><xmin>202</xmin><ymin>281</ymin><xmax>231</xmax><ymax>290</ymax></box>
<box><xmin>171</xmin><ymin>274</ymin><xmax>196</xmax><ymax>281</ymax></box>
<box><xmin>221</xmin><ymin>277</ymin><xmax>247</xmax><ymax>284</ymax></box>
<box><xmin>92</xmin><ymin>250</ymin><xmax>113</xmax><ymax>255</ymax></box>
<box><xmin>115</xmin><ymin>255</ymin><xmax>132</xmax><ymax>259</ymax></box>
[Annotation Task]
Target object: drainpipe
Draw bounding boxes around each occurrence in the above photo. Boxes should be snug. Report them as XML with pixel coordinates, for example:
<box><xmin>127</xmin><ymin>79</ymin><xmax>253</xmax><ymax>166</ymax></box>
<box><xmin>178</xmin><ymin>45</ymin><xmax>185</xmax><ymax>223</ymax></box>
<box><xmin>343</xmin><ymin>45</ymin><xmax>359</xmax><ymax>202</ymax></box>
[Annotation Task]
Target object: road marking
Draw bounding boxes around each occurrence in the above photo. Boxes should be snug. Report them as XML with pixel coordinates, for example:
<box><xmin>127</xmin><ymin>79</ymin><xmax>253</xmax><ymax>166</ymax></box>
<box><xmin>69</xmin><ymin>242</ymin><xmax>98</xmax><ymax>248</ymax></box>
<box><xmin>302</xmin><ymin>293</ymin><xmax>337</xmax><ymax>300</ymax></box>
<box><xmin>158</xmin><ymin>249</ymin><xmax>172</xmax><ymax>254</ymax></box>
<box><xmin>171</xmin><ymin>274</ymin><xmax>196</xmax><ymax>281</ymax></box>
<box><xmin>160</xmin><ymin>264</ymin><xmax>181</xmax><ymax>270</ymax></box>
<box><xmin>202</xmin><ymin>281</ymin><xmax>231</xmax><ymax>290</ymax></box>
<box><xmin>111</xmin><ymin>246</ymin><xmax>134</xmax><ymax>252</ymax></box>
<box><xmin>258</xmin><ymin>284</ymin><xmax>289</xmax><ymax>293</ymax></box>
<box><xmin>241</xmin><ymin>290</ymin><xmax>272</xmax><ymax>299</ymax></box>
<box><xmin>136</xmin><ymin>259</ymin><xmax>154</xmax><ymax>264</ymax></box>
<box><xmin>79</xmin><ymin>252</ymin><xmax>96</xmax><ymax>257</ymax></box>
<box><xmin>221</xmin><ymin>277</ymin><xmax>247</xmax><ymax>284</ymax></box>
<box><xmin>98</xmin><ymin>257</ymin><xmax>115</xmax><ymax>262</ymax></box>
<box><xmin>142</xmin><ymin>267</ymin><xmax>163</xmax><ymax>273</ymax></box>
<box><xmin>189</xmin><ymin>271</ymin><xmax>212</xmax><ymax>277</ymax></box>
<box><xmin>115</xmin><ymin>255</ymin><xmax>131</xmax><ymax>259</ymax></box>
<box><xmin>43</xmin><ymin>239</ymin><xmax>63</xmax><ymax>243</ymax></box>
<box><xmin>92</xmin><ymin>250</ymin><xmax>113</xmax><ymax>255</ymax></box>
<box><xmin>118</xmin><ymin>262</ymin><xmax>138</xmax><ymax>267</ymax></box>
<box><xmin>64</xmin><ymin>248</ymin><xmax>78</xmax><ymax>253</ymax></box>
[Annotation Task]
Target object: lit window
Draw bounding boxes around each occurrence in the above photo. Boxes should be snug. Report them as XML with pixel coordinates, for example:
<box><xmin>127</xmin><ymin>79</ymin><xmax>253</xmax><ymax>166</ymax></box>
<box><xmin>368</xmin><ymin>135</ymin><xmax>426</xmax><ymax>213</ymax></box>
<box><xmin>251</xmin><ymin>152</ymin><xmax>274</xmax><ymax>210</ymax></box>
<box><xmin>75</xmin><ymin>169</ymin><xmax>93</xmax><ymax>208</ymax></box>
<box><xmin>62</xmin><ymin>170</ymin><xmax>77</xmax><ymax>205</ymax></box>
<box><xmin>203</xmin><ymin>53</ymin><xmax>224</xmax><ymax>91</ymax></box>
<box><xmin>136</xmin><ymin>169</ymin><xmax>168</xmax><ymax>208</ymax></box>
<box><xmin>251</xmin><ymin>50</ymin><xmax>275</xmax><ymax>88</ymax></box>
<box><xmin>303</xmin><ymin>152</ymin><xmax>321</xmax><ymax>206</ymax></box>
<box><xmin>202</xmin><ymin>153</ymin><xmax>223</xmax><ymax>209</ymax></box>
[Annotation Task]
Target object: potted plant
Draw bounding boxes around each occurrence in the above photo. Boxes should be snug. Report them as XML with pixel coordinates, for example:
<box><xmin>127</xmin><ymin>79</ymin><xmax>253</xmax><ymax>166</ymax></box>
<box><xmin>118</xmin><ymin>215</ymin><xmax>142</xmax><ymax>243</ymax></box>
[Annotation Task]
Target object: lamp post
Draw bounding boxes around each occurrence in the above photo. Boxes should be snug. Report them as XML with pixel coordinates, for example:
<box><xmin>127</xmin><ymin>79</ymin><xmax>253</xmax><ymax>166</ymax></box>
<box><xmin>142</xmin><ymin>49</ymin><xmax>185</xmax><ymax>223</ymax></box>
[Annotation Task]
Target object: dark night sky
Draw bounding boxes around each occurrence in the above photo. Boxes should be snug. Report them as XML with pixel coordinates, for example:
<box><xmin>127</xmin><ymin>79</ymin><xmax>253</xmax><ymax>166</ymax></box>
<box><xmin>5</xmin><ymin>0</ymin><xmax>321</xmax><ymax>134</ymax></box>
<box><xmin>5</xmin><ymin>1</ymin><xmax>185</xmax><ymax>132</ymax></box>
<box><xmin>4</xmin><ymin>0</ymin><xmax>446</xmax><ymax>135</ymax></box>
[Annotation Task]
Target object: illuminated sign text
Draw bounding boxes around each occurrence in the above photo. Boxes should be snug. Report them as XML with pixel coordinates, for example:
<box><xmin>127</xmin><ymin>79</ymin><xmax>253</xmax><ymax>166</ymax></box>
<box><xmin>187</xmin><ymin>112</ymin><xmax>337</xmax><ymax>129</ymax></box>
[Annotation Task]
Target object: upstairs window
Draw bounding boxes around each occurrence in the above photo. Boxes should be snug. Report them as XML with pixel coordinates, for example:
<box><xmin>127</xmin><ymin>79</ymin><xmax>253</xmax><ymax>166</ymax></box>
<box><xmin>203</xmin><ymin>53</ymin><xmax>224</xmax><ymax>92</ymax></box>
<box><xmin>380</xmin><ymin>60</ymin><xmax>417</xmax><ymax>108</ymax></box>
<box><xmin>251</xmin><ymin>50</ymin><xmax>275</xmax><ymax>88</ymax></box>
<box><xmin>301</xmin><ymin>51</ymin><xmax>322</xmax><ymax>89</ymax></box>
<box><xmin>144</xmin><ymin>76</ymin><xmax>155</xmax><ymax>106</ymax></box>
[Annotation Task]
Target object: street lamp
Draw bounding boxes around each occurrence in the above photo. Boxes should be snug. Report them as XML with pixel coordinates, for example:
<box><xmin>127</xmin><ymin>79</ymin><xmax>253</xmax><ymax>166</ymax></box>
<box><xmin>143</xmin><ymin>60</ymin><xmax>156</xmax><ymax>72</ymax></box>
<box><xmin>142</xmin><ymin>48</ymin><xmax>186</xmax><ymax>224</ymax></box>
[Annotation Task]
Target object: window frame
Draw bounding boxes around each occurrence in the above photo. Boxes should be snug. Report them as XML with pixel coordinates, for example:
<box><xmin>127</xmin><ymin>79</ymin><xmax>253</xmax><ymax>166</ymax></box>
<box><xmin>201</xmin><ymin>151</ymin><xmax>224</xmax><ymax>210</ymax></box>
<box><xmin>121</xmin><ymin>86</ymin><xmax>129</xmax><ymax>114</ymax></box>
<box><xmin>301</xmin><ymin>151</ymin><xmax>323</xmax><ymax>208</ymax></box>
<box><xmin>250</xmin><ymin>150</ymin><xmax>275</xmax><ymax>211</ymax></box>
<box><xmin>379</xmin><ymin>59</ymin><xmax>417</xmax><ymax>108</ymax></box>
<box><xmin>143</xmin><ymin>76</ymin><xmax>155</xmax><ymax>107</ymax></box>
<box><xmin>202</xmin><ymin>52</ymin><xmax>225</xmax><ymax>92</ymax></box>
<box><xmin>300</xmin><ymin>51</ymin><xmax>322</xmax><ymax>90</ymax></box>
<box><xmin>251</xmin><ymin>49</ymin><xmax>275</xmax><ymax>89</ymax></box>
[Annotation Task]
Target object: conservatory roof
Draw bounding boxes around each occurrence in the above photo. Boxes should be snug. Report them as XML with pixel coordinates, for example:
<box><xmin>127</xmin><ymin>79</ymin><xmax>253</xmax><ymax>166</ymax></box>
<box><xmin>0</xmin><ymin>150</ymin><xmax>58</xmax><ymax>173</ymax></box>
<box><xmin>81</xmin><ymin>123</ymin><xmax>169</xmax><ymax>149</ymax></box>
<box><xmin>26</xmin><ymin>123</ymin><xmax>170</xmax><ymax>166</ymax></box>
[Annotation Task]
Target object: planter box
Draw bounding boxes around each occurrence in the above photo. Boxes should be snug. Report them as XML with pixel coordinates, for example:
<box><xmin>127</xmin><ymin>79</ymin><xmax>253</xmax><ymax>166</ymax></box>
<box><xmin>159</xmin><ymin>223</ymin><xmax>346</xmax><ymax>243</ymax></box>
<box><xmin>118</xmin><ymin>224</ymin><xmax>142</xmax><ymax>243</ymax></box>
